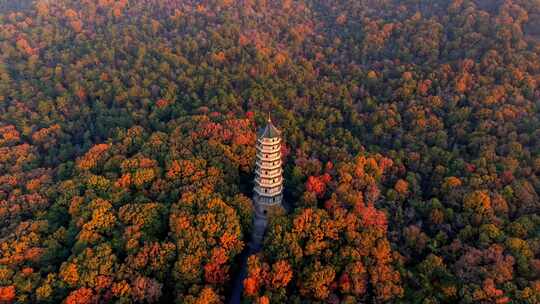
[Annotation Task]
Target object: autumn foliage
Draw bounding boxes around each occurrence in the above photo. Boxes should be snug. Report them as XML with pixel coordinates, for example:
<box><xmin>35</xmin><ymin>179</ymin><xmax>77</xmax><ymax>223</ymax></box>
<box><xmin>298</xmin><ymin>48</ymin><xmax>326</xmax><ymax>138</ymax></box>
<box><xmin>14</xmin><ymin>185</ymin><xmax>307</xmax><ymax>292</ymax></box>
<box><xmin>0</xmin><ymin>0</ymin><xmax>539</xmax><ymax>303</ymax></box>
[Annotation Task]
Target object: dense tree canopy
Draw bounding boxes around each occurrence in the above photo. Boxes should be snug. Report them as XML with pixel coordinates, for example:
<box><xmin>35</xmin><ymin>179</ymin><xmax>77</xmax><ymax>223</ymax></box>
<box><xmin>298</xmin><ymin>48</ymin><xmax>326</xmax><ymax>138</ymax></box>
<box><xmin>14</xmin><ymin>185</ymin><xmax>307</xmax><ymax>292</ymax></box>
<box><xmin>0</xmin><ymin>0</ymin><xmax>539</xmax><ymax>303</ymax></box>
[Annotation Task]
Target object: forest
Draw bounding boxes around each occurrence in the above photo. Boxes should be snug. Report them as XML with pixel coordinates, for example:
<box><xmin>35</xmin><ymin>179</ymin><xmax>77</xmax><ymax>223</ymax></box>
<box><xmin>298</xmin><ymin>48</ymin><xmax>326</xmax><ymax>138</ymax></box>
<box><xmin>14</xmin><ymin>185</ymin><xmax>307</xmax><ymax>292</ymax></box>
<box><xmin>0</xmin><ymin>0</ymin><xmax>539</xmax><ymax>303</ymax></box>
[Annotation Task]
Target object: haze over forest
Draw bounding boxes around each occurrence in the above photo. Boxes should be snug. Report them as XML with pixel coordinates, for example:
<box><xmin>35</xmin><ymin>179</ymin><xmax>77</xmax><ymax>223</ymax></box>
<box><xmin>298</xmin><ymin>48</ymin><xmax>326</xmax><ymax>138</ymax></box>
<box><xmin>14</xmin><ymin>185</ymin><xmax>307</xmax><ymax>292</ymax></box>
<box><xmin>0</xmin><ymin>0</ymin><xmax>539</xmax><ymax>303</ymax></box>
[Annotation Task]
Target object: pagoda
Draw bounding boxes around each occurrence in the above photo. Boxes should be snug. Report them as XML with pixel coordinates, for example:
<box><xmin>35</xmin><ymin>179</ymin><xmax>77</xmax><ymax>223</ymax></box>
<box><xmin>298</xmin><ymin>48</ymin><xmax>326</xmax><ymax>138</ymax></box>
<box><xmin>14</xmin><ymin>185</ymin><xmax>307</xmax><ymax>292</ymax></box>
<box><xmin>251</xmin><ymin>115</ymin><xmax>283</xmax><ymax>245</ymax></box>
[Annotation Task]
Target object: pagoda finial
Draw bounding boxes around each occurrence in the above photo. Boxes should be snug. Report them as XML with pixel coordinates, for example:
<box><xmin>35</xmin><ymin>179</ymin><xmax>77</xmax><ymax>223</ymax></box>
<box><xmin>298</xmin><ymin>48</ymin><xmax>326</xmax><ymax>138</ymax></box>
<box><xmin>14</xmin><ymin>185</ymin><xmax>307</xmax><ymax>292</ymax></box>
<box><xmin>267</xmin><ymin>112</ymin><xmax>272</xmax><ymax>123</ymax></box>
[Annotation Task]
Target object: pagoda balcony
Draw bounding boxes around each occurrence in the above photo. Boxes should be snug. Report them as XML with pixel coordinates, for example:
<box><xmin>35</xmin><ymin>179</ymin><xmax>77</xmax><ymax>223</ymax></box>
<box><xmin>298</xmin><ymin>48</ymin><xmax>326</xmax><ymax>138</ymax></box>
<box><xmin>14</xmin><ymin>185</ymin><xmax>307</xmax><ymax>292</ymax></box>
<box><xmin>255</xmin><ymin>160</ymin><xmax>281</xmax><ymax>170</ymax></box>
<box><xmin>255</xmin><ymin>181</ymin><xmax>282</xmax><ymax>188</ymax></box>
<box><xmin>254</xmin><ymin>185</ymin><xmax>283</xmax><ymax>196</ymax></box>
<box><xmin>257</xmin><ymin>137</ymin><xmax>281</xmax><ymax>145</ymax></box>
<box><xmin>257</xmin><ymin>153</ymin><xmax>281</xmax><ymax>162</ymax></box>
<box><xmin>255</xmin><ymin>194</ymin><xmax>283</xmax><ymax>205</ymax></box>
<box><xmin>254</xmin><ymin>177</ymin><xmax>283</xmax><ymax>187</ymax></box>
<box><xmin>255</xmin><ymin>168</ymin><xmax>282</xmax><ymax>178</ymax></box>
<box><xmin>256</xmin><ymin>145</ymin><xmax>281</xmax><ymax>153</ymax></box>
<box><xmin>255</xmin><ymin>172</ymin><xmax>282</xmax><ymax>180</ymax></box>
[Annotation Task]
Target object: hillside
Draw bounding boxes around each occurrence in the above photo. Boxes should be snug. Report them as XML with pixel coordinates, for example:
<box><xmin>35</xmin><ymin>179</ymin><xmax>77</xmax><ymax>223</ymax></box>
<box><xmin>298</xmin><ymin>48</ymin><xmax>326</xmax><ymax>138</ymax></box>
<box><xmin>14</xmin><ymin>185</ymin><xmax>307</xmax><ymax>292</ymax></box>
<box><xmin>0</xmin><ymin>0</ymin><xmax>539</xmax><ymax>303</ymax></box>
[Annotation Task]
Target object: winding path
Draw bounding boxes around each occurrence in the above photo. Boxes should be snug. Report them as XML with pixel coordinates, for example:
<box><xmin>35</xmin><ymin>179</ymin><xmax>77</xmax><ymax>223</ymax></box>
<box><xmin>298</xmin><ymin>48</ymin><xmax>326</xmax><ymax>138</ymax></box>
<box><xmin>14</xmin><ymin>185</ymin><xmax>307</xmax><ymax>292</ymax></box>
<box><xmin>228</xmin><ymin>243</ymin><xmax>258</xmax><ymax>304</ymax></box>
<box><xmin>228</xmin><ymin>201</ymin><xmax>290</xmax><ymax>303</ymax></box>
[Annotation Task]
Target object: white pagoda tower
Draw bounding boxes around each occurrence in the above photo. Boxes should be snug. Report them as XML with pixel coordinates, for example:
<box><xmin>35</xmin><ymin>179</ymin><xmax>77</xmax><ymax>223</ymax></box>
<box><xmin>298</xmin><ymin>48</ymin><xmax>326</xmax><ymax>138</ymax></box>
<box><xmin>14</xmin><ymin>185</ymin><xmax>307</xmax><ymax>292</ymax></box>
<box><xmin>251</xmin><ymin>115</ymin><xmax>283</xmax><ymax>245</ymax></box>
